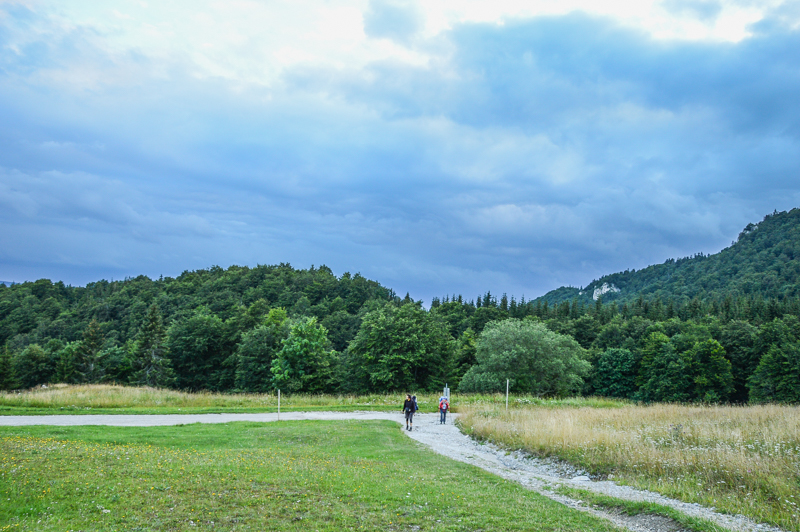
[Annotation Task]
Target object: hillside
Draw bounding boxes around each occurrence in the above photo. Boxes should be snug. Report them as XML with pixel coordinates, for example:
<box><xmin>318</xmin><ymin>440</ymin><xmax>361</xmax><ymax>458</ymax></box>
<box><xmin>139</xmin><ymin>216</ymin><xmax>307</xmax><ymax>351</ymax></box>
<box><xmin>0</xmin><ymin>263</ymin><xmax>395</xmax><ymax>354</ymax></box>
<box><xmin>536</xmin><ymin>208</ymin><xmax>800</xmax><ymax>306</ymax></box>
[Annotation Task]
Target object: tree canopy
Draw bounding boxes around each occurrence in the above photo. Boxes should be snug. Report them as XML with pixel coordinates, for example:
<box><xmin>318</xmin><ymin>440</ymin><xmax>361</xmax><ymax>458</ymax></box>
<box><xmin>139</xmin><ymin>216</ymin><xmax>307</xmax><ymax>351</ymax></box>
<box><xmin>459</xmin><ymin>319</ymin><xmax>590</xmax><ymax>397</ymax></box>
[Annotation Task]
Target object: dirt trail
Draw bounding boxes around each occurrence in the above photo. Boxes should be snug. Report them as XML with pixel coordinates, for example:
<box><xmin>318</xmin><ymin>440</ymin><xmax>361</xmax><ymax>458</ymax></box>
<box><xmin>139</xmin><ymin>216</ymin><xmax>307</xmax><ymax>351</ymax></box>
<box><xmin>0</xmin><ymin>412</ymin><xmax>786</xmax><ymax>532</ymax></box>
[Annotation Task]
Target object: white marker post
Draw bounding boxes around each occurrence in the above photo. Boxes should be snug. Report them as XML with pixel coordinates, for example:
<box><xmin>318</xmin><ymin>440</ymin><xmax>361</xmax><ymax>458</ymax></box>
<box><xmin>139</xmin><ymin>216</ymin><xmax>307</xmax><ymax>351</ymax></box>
<box><xmin>506</xmin><ymin>379</ymin><xmax>509</xmax><ymax>410</ymax></box>
<box><xmin>278</xmin><ymin>389</ymin><xmax>281</xmax><ymax>421</ymax></box>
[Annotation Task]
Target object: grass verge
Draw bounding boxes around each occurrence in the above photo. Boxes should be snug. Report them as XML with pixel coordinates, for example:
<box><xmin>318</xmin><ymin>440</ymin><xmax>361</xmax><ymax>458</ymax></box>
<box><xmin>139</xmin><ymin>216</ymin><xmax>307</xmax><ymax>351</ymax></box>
<box><xmin>552</xmin><ymin>485</ymin><xmax>729</xmax><ymax>532</ymax></box>
<box><xmin>458</xmin><ymin>403</ymin><xmax>800</xmax><ymax>532</ymax></box>
<box><xmin>0</xmin><ymin>420</ymin><xmax>627</xmax><ymax>531</ymax></box>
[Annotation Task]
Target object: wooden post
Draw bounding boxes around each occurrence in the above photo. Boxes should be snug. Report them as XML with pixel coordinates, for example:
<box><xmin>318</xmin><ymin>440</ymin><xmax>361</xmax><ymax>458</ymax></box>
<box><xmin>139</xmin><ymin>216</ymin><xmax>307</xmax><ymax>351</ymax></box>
<box><xmin>505</xmin><ymin>379</ymin><xmax>509</xmax><ymax>410</ymax></box>
<box><xmin>278</xmin><ymin>389</ymin><xmax>281</xmax><ymax>421</ymax></box>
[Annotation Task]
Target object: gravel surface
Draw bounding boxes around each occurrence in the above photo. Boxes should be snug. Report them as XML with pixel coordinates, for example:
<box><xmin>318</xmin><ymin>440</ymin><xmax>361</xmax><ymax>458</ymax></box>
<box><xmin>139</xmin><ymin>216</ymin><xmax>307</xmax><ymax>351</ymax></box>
<box><xmin>0</xmin><ymin>412</ymin><xmax>787</xmax><ymax>532</ymax></box>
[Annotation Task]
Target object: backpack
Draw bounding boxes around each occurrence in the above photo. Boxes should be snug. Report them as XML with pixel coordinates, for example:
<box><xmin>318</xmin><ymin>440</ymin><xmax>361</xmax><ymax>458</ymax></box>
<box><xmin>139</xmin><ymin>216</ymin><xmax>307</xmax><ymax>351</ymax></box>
<box><xmin>439</xmin><ymin>399</ymin><xmax>449</xmax><ymax>410</ymax></box>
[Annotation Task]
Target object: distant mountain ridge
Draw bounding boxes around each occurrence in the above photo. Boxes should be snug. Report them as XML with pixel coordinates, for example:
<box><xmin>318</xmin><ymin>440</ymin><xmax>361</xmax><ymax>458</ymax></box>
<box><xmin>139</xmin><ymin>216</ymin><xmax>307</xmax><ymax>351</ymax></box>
<box><xmin>536</xmin><ymin>207</ymin><xmax>800</xmax><ymax>306</ymax></box>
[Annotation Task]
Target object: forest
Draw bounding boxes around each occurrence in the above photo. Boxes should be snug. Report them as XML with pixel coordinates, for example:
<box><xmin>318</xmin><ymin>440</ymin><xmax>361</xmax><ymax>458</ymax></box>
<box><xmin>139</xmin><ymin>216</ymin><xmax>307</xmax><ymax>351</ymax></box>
<box><xmin>2</xmin><ymin>209</ymin><xmax>800</xmax><ymax>404</ymax></box>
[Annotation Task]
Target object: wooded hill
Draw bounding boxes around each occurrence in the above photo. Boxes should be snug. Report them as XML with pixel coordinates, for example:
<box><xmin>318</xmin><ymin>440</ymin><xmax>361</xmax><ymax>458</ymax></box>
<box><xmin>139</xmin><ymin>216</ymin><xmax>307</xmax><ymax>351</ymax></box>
<box><xmin>536</xmin><ymin>208</ymin><xmax>800</xmax><ymax>306</ymax></box>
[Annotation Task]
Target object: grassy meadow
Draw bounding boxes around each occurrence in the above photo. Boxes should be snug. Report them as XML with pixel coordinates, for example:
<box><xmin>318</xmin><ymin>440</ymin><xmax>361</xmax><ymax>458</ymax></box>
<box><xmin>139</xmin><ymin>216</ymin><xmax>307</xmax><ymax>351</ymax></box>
<box><xmin>0</xmin><ymin>420</ymin><xmax>625</xmax><ymax>532</ymax></box>
<box><xmin>458</xmin><ymin>403</ymin><xmax>800</xmax><ymax>531</ymax></box>
<box><xmin>3</xmin><ymin>386</ymin><xmax>798</xmax><ymax>530</ymax></box>
<box><xmin>0</xmin><ymin>384</ymin><xmax>621</xmax><ymax>415</ymax></box>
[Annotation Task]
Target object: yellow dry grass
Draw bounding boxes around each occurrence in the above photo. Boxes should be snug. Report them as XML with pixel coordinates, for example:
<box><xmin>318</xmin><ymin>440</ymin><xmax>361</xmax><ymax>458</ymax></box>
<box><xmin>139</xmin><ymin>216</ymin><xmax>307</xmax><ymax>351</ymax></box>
<box><xmin>459</xmin><ymin>403</ymin><xmax>800</xmax><ymax>530</ymax></box>
<box><xmin>0</xmin><ymin>384</ymin><xmax>442</xmax><ymax>411</ymax></box>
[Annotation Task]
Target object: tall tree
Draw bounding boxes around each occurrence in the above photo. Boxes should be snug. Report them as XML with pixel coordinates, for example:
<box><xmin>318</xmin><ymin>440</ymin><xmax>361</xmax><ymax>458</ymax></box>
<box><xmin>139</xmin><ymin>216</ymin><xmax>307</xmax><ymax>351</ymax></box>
<box><xmin>75</xmin><ymin>319</ymin><xmax>106</xmax><ymax>383</ymax></box>
<box><xmin>270</xmin><ymin>317</ymin><xmax>336</xmax><ymax>393</ymax></box>
<box><xmin>131</xmin><ymin>304</ymin><xmax>175</xmax><ymax>388</ymax></box>
<box><xmin>348</xmin><ymin>303</ymin><xmax>454</xmax><ymax>392</ymax></box>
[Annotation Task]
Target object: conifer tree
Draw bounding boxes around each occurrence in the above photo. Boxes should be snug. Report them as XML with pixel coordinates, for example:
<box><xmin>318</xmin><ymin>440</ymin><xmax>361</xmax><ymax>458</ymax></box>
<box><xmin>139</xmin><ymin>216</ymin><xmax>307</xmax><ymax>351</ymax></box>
<box><xmin>132</xmin><ymin>304</ymin><xmax>175</xmax><ymax>388</ymax></box>
<box><xmin>75</xmin><ymin>319</ymin><xmax>106</xmax><ymax>383</ymax></box>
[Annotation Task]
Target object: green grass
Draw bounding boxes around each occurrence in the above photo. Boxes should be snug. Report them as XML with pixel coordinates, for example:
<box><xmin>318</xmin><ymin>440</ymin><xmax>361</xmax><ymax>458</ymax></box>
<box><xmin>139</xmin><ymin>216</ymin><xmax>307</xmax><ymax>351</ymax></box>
<box><xmin>0</xmin><ymin>420</ymin><xmax>626</xmax><ymax>531</ymax></box>
<box><xmin>552</xmin><ymin>486</ymin><xmax>729</xmax><ymax>532</ymax></box>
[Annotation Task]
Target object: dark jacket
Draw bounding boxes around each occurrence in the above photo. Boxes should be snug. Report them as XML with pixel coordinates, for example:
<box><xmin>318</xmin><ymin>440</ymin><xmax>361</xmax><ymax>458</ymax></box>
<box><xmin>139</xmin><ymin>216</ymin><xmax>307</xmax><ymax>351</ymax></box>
<box><xmin>403</xmin><ymin>399</ymin><xmax>414</xmax><ymax>412</ymax></box>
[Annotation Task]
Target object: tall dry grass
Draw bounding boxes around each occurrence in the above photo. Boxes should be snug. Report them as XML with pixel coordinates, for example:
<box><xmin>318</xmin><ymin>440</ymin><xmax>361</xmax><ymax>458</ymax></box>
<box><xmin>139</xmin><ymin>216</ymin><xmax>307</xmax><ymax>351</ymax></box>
<box><xmin>0</xmin><ymin>385</ymin><xmax>625</xmax><ymax>412</ymax></box>
<box><xmin>459</xmin><ymin>403</ymin><xmax>800</xmax><ymax>530</ymax></box>
<box><xmin>0</xmin><ymin>384</ymin><xmax>444</xmax><ymax>411</ymax></box>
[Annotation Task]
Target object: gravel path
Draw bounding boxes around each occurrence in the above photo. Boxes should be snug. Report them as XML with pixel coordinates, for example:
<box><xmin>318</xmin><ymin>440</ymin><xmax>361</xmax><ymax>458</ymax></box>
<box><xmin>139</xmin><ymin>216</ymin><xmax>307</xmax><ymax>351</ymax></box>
<box><xmin>0</xmin><ymin>412</ymin><xmax>786</xmax><ymax>532</ymax></box>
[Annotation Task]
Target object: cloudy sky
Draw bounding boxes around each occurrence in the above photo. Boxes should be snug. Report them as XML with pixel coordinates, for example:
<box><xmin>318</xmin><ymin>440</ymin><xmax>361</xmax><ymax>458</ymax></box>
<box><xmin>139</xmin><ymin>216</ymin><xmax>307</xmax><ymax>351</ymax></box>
<box><xmin>1</xmin><ymin>0</ymin><xmax>799</xmax><ymax>302</ymax></box>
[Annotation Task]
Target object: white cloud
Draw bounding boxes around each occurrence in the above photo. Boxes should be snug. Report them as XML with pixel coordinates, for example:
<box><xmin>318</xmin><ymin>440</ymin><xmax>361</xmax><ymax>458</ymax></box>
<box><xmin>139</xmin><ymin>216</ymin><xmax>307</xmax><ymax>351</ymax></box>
<box><xmin>8</xmin><ymin>0</ymin><xmax>791</xmax><ymax>97</ymax></box>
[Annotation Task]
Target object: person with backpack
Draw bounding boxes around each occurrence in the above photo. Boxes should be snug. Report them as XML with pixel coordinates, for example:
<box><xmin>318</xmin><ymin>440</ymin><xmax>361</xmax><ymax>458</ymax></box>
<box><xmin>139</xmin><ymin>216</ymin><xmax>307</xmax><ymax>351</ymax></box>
<box><xmin>439</xmin><ymin>396</ymin><xmax>449</xmax><ymax>424</ymax></box>
<box><xmin>402</xmin><ymin>394</ymin><xmax>415</xmax><ymax>431</ymax></box>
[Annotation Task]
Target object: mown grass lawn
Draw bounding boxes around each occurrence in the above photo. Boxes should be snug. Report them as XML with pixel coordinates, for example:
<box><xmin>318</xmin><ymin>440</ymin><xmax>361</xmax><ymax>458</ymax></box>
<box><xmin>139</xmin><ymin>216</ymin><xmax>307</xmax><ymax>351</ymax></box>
<box><xmin>0</xmin><ymin>420</ymin><xmax>623</xmax><ymax>531</ymax></box>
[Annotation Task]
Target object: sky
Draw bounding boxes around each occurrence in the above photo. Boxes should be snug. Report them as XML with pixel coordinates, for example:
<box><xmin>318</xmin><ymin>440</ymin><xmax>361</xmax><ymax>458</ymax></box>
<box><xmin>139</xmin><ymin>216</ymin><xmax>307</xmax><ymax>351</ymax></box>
<box><xmin>1</xmin><ymin>0</ymin><xmax>799</xmax><ymax>303</ymax></box>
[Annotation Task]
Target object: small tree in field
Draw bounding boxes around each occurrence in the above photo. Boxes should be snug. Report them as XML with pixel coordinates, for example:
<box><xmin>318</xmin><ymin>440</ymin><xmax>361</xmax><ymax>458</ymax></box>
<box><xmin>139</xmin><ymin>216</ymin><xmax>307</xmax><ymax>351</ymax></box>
<box><xmin>458</xmin><ymin>319</ymin><xmax>590</xmax><ymax>396</ymax></box>
<box><xmin>271</xmin><ymin>317</ymin><xmax>336</xmax><ymax>393</ymax></box>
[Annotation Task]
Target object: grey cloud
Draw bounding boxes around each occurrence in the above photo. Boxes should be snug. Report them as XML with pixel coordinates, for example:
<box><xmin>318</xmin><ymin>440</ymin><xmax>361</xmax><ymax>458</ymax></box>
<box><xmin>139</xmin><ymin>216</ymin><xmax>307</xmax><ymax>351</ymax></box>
<box><xmin>2</xmin><ymin>7</ymin><xmax>800</xmax><ymax>303</ymax></box>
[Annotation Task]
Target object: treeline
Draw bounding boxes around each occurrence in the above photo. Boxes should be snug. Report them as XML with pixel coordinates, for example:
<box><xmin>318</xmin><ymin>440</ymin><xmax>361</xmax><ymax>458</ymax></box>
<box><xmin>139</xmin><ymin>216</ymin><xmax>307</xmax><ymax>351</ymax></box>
<box><xmin>0</xmin><ymin>264</ymin><xmax>400</xmax><ymax>392</ymax></box>
<box><xmin>428</xmin><ymin>293</ymin><xmax>800</xmax><ymax>403</ymax></box>
<box><xmin>1</xmin><ymin>263</ymin><xmax>799</xmax><ymax>403</ymax></box>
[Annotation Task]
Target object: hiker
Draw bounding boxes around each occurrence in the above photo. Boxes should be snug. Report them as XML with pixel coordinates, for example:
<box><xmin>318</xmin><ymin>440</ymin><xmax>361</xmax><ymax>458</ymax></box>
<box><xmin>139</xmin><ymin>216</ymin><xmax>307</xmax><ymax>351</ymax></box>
<box><xmin>412</xmin><ymin>395</ymin><xmax>419</xmax><ymax>414</ymax></box>
<box><xmin>402</xmin><ymin>394</ymin><xmax>415</xmax><ymax>431</ymax></box>
<box><xmin>439</xmin><ymin>395</ymin><xmax>449</xmax><ymax>424</ymax></box>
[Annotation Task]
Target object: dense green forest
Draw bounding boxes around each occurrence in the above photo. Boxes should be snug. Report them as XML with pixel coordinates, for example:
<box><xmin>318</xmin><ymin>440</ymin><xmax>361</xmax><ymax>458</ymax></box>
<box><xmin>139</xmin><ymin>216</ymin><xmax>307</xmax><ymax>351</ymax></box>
<box><xmin>2</xmin><ymin>209</ymin><xmax>800</xmax><ymax>403</ymax></box>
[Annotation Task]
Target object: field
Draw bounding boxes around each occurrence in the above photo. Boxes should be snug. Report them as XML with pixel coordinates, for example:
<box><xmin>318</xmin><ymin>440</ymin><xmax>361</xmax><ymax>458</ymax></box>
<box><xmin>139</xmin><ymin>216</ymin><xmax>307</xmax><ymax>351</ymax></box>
<box><xmin>3</xmin><ymin>386</ymin><xmax>798</xmax><ymax>531</ymax></box>
<box><xmin>0</xmin><ymin>384</ymin><xmax>620</xmax><ymax>415</ymax></box>
<box><xmin>458</xmin><ymin>403</ymin><xmax>800</xmax><ymax>531</ymax></box>
<box><xmin>0</xmin><ymin>421</ymin><xmax>623</xmax><ymax>531</ymax></box>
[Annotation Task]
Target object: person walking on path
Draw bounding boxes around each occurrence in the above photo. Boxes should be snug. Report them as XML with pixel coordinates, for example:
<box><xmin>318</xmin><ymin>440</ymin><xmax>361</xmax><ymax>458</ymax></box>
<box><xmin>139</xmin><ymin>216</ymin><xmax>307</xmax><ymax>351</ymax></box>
<box><xmin>402</xmin><ymin>394</ymin><xmax>415</xmax><ymax>431</ymax></box>
<box><xmin>439</xmin><ymin>396</ymin><xmax>449</xmax><ymax>424</ymax></box>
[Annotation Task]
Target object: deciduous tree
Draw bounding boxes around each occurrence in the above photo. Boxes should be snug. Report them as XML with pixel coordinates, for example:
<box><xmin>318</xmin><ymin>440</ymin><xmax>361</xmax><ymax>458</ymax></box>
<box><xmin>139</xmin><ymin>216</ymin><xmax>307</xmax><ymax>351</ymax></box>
<box><xmin>459</xmin><ymin>319</ymin><xmax>590</xmax><ymax>397</ymax></box>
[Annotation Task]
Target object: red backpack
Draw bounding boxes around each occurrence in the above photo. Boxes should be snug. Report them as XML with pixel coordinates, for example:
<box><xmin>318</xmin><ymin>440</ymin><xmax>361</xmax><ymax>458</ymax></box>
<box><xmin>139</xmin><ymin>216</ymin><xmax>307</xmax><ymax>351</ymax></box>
<box><xmin>439</xmin><ymin>399</ymin><xmax>449</xmax><ymax>410</ymax></box>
